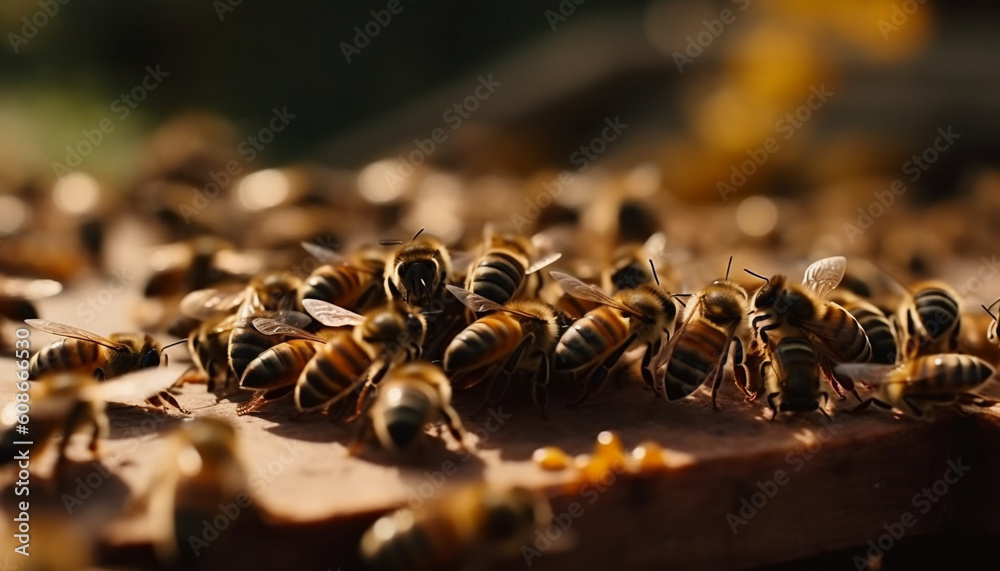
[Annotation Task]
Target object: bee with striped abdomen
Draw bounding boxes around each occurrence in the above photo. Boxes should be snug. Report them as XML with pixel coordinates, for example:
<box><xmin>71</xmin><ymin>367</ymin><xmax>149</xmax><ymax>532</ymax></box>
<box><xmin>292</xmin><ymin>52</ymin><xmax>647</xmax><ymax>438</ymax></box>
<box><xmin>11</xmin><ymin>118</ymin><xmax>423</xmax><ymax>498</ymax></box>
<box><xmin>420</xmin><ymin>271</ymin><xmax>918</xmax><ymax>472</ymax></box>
<box><xmin>837</xmin><ymin>354</ymin><xmax>997</xmax><ymax>419</ymax></box>
<box><xmin>758</xmin><ymin>322</ymin><xmax>830</xmax><ymax>418</ymax></box>
<box><xmin>443</xmin><ymin>285</ymin><xmax>562</xmax><ymax>416</ymax></box>
<box><xmin>899</xmin><ymin>281</ymin><xmax>962</xmax><ymax>358</ymax></box>
<box><xmin>359</xmin><ymin>484</ymin><xmax>551</xmax><ymax>571</ymax></box>
<box><xmin>383</xmin><ymin>228</ymin><xmax>453</xmax><ymax>307</ymax></box>
<box><xmin>605</xmin><ymin>232</ymin><xmax>677</xmax><ymax>293</ymax></box>
<box><xmin>828</xmin><ymin>290</ymin><xmax>900</xmax><ymax>366</ymax></box>
<box><xmin>464</xmin><ymin>226</ymin><xmax>561</xmax><ymax>306</ymax></box>
<box><xmin>349</xmin><ymin>361</ymin><xmax>467</xmax><ymax>456</ymax></box>
<box><xmin>658</xmin><ymin>258</ymin><xmax>751</xmax><ymax>408</ymax></box>
<box><xmin>550</xmin><ymin>260</ymin><xmax>683</xmax><ymax>405</ymax></box>
<box><xmin>26</xmin><ymin>319</ymin><xmax>188</xmax><ymax>412</ymax></box>
<box><xmin>298</xmin><ymin>241</ymin><xmax>386</xmax><ymax>311</ymax></box>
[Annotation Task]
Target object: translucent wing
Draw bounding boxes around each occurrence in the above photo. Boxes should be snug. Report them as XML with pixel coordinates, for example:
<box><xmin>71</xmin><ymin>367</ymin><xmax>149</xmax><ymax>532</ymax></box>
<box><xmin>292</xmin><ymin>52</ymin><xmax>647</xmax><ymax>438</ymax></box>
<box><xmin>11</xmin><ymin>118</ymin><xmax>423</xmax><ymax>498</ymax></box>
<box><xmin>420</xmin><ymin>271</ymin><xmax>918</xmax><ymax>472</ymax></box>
<box><xmin>300</xmin><ymin>241</ymin><xmax>347</xmax><ymax>265</ymax></box>
<box><xmin>25</xmin><ymin>319</ymin><xmax>125</xmax><ymax>350</ymax></box>
<box><xmin>801</xmin><ymin>256</ymin><xmax>846</xmax><ymax>299</ymax></box>
<box><xmin>798</xmin><ymin>303</ymin><xmax>872</xmax><ymax>362</ymax></box>
<box><xmin>79</xmin><ymin>367</ymin><xmax>184</xmax><ymax>403</ymax></box>
<box><xmin>180</xmin><ymin>287</ymin><xmax>247</xmax><ymax>319</ymax></box>
<box><xmin>252</xmin><ymin>318</ymin><xmax>326</xmax><ymax>343</ymax></box>
<box><xmin>527</xmin><ymin>252</ymin><xmax>562</xmax><ymax>274</ymax></box>
<box><xmin>833</xmin><ymin>362</ymin><xmax>899</xmax><ymax>386</ymax></box>
<box><xmin>301</xmin><ymin>299</ymin><xmax>364</xmax><ymax>328</ymax></box>
<box><xmin>445</xmin><ymin>285</ymin><xmax>541</xmax><ymax>320</ymax></box>
<box><xmin>0</xmin><ymin>277</ymin><xmax>63</xmax><ymax>300</ymax></box>
<box><xmin>548</xmin><ymin>272</ymin><xmax>638</xmax><ymax>315</ymax></box>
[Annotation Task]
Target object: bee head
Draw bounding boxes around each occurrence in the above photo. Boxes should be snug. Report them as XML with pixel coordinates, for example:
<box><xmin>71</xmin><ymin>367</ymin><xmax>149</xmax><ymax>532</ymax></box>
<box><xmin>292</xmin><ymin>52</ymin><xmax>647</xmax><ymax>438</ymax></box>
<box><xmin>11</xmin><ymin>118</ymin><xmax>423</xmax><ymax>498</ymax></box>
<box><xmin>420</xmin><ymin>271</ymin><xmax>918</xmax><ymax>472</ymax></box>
<box><xmin>139</xmin><ymin>335</ymin><xmax>162</xmax><ymax>369</ymax></box>
<box><xmin>702</xmin><ymin>281</ymin><xmax>747</xmax><ymax>325</ymax></box>
<box><xmin>396</xmin><ymin>260</ymin><xmax>437</xmax><ymax>305</ymax></box>
<box><xmin>253</xmin><ymin>272</ymin><xmax>300</xmax><ymax>310</ymax></box>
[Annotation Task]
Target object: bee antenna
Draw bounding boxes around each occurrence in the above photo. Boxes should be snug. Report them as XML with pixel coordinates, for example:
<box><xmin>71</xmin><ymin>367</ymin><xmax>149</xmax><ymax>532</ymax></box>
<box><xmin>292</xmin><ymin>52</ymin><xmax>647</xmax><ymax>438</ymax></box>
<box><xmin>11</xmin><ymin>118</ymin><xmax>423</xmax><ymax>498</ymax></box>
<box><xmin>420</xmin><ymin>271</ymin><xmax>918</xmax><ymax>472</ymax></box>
<box><xmin>744</xmin><ymin>269</ymin><xmax>769</xmax><ymax>283</ymax></box>
<box><xmin>648</xmin><ymin>258</ymin><xmax>660</xmax><ymax>287</ymax></box>
<box><xmin>725</xmin><ymin>256</ymin><xmax>733</xmax><ymax>281</ymax></box>
<box><xmin>982</xmin><ymin>304</ymin><xmax>998</xmax><ymax>322</ymax></box>
<box><xmin>412</xmin><ymin>228</ymin><xmax>425</xmax><ymax>241</ymax></box>
<box><xmin>161</xmin><ymin>339</ymin><xmax>187</xmax><ymax>352</ymax></box>
<box><xmin>379</xmin><ymin>240</ymin><xmax>403</xmax><ymax>246</ymax></box>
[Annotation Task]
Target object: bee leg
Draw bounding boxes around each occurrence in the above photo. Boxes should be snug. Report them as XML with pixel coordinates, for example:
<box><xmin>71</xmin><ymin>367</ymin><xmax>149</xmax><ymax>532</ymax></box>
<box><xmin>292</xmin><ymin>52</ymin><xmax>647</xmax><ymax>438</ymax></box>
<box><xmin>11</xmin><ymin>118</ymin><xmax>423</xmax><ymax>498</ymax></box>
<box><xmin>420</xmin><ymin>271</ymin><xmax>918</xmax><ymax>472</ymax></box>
<box><xmin>531</xmin><ymin>352</ymin><xmax>551</xmax><ymax>419</ymax></box>
<box><xmin>818</xmin><ymin>361</ymin><xmax>850</xmax><ymax>401</ymax></box>
<box><xmin>236</xmin><ymin>393</ymin><xmax>266</xmax><ymax>416</ymax></box>
<box><xmin>440</xmin><ymin>404</ymin><xmax>470</xmax><ymax>451</ymax></box>
<box><xmin>473</xmin><ymin>335</ymin><xmax>533</xmax><ymax>418</ymax></box>
<box><xmin>570</xmin><ymin>335</ymin><xmax>636</xmax><ymax>408</ymax></box>
<box><xmin>154</xmin><ymin>390</ymin><xmax>190</xmax><ymax>415</ymax></box>
<box><xmin>346</xmin><ymin>362</ymin><xmax>390</xmax><ymax>423</ymax></box>
<box><xmin>817</xmin><ymin>393</ymin><xmax>832</xmax><ymax>420</ymax></box>
<box><xmin>89</xmin><ymin>406</ymin><xmax>109</xmax><ymax>457</ymax></box>
<box><xmin>709</xmin><ymin>348</ymin><xmax>730</xmax><ymax>411</ymax></box>
<box><xmin>849</xmin><ymin>397</ymin><xmax>891</xmax><ymax>414</ymax></box>
<box><xmin>347</xmin><ymin>418</ymin><xmax>374</xmax><ymax>457</ymax></box>
<box><xmin>640</xmin><ymin>339</ymin><xmax>661</xmax><ymax>393</ymax></box>
<box><xmin>766</xmin><ymin>392</ymin><xmax>780</xmax><ymax>420</ymax></box>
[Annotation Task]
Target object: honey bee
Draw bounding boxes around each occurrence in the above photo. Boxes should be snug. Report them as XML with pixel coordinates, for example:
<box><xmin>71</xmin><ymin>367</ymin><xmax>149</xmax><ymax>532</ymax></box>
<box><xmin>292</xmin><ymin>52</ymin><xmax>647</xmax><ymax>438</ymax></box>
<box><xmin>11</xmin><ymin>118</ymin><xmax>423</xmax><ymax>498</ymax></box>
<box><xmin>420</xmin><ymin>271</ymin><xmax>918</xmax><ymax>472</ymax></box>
<box><xmin>383</xmin><ymin>228</ymin><xmax>453</xmax><ymax>307</ymax></box>
<box><xmin>237</xmin><ymin>326</ymin><xmax>340</xmax><ymax>415</ymax></box>
<box><xmin>359</xmin><ymin>484</ymin><xmax>552</xmax><ymax>571</ymax></box>
<box><xmin>983</xmin><ymin>298</ymin><xmax>999</xmax><ymax>345</ymax></box>
<box><xmin>758</xmin><ymin>323</ymin><xmax>830</xmax><ymax>418</ymax></box>
<box><xmin>828</xmin><ymin>290</ymin><xmax>900</xmax><ymax>365</ymax></box>
<box><xmin>899</xmin><ymin>281</ymin><xmax>962</xmax><ymax>357</ymax></box>
<box><xmin>443</xmin><ymin>285</ymin><xmax>562</xmax><ymax>416</ymax></box>
<box><xmin>605</xmin><ymin>232</ymin><xmax>677</xmax><ymax>293</ymax></box>
<box><xmin>0</xmin><ymin>275</ymin><xmax>62</xmax><ymax>346</ymax></box>
<box><xmin>178</xmin><ymin>312</ymin><xmax>237</xmax><ymax>392</ymax></box>
<box><xmin>550</xmin><ymin>261</ymin><xmax>683</xmax><ymax>404</ymax></box>
<box><xmin>143</xmin><ymin>236</ymin><xmax>261</xmax><ymax>299</ymax></box>
<box><xmin>150</xmin><ymin>417</ymin><xmax>250</xmax><ymax>565</ymax></box>
<box><xmin>837</xmin><ymin>354</ymin><xmax>997</xmax><ymax>419</ymax></box>
<box><xmin>253</xmin><ymin>299</ymin><xmax>426</xmax><ymax>416</ymax></box>
<box><xmin>745</xmin><ymin>256</ymin><xmax>872</xmax><ymax>399</ymax></box>
<box><xmin>464</xmin><ymin>226</ymin><xmax>561</xmax><ymax>305</ymax></box>
<box><xmin>26</xmin><ymin>319</ymin><xmax>188</xmax><ymax>412</ymax></box>
<box><xmin>298</xmin><ymin>241</ymin><xmax>386</xmax><ymax>310</ymax></box>
<box><xmin>349</xmin><ymin>361</ymin><xmax>467</xmax><ymax>456</ymax></box>
<box><xmin>1</xmin><ymin>368</ymin><xmax>179</xmax><ymax>469</ymax></box>
<box><xmin>658</xmin><ymin>258</ymin><xmax>750</xmax><ymax>408</ymax></box>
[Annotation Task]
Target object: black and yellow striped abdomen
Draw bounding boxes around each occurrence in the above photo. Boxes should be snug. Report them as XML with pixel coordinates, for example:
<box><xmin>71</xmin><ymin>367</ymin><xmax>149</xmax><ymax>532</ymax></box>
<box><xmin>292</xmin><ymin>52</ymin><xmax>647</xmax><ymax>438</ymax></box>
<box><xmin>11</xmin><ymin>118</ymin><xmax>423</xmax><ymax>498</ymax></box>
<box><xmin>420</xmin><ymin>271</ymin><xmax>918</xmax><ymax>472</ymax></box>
<box><xmin>851</xmin><ymin>305</ymin><xmax>898</xmax><ymax>364</ymax></box>
<box><xmin>664</xmin><ymin>321</ymin><xmax>728</xmax><ymax>400</ymax></box>
<box><xmin>468</xmin><ymin>251</ymin><xmax>526</xmax><ymax>305</ymax></box>
<box><xmin>913</xmin><ymin>287</ymin><xmax>960</xmax><ymax>341</ymax></box>
<box><xmin>898</xmin><ymin>354</ymin><xmax>994</xmax><ymax>394</ymax></box>
<box><xmin>295</xmin><ymin>334</ymin><xmax>374</xmax><ymax>411</ymax></box>
<box><xmin>300</xmin><ymin>265</ymin><xmax>375</xmax><ymax>309</ymax></box>
<box><xmin>554</xmin><ymin>306</ymin><xmax>628</xmax><ymax>372</ymax></box>
<box><xmin>443</xmin><ymin>313</ymin><xmax>523</xmax><ymax>373</ymax></box>
<box><xmin>29</xmin><ymin>339</ymin><xmax>102</xmax><ymax>379</ymax></box>
<box><xmin>241</xmin><ymin>339</ymin><xmax>320</xmax><ymax>390</ymax></box>
<box><xmin>812</xmin><ymin>303</ymin><xmax>871</xmax><ymax>363</ymax></box>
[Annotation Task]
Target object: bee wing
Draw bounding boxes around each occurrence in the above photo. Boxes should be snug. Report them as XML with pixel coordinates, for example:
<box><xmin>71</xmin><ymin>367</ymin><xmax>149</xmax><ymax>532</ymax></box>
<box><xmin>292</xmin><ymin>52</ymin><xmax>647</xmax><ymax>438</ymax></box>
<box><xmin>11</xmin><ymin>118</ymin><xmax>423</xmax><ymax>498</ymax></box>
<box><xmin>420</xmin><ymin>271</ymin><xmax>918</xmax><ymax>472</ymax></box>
<box><xmin>301</xmin><ymin>298</ymin><xmax>364</xmax><ymax>328</ymax></box>
<box><xmin>449</xmin><ymin>250</ymin><xmax>474</xmax><ymax>273</ymax></box>
<box><xmin>526</xmin><ymin>252</ymin><xmax>562</xmax><ymax>274</ymax></box>
<box><xmin>0</xmin><ymin>277</ymin><xmax>63</xmax><ymax>300</ymax></box>
<box><xmin>180</xmin><ymin>287</ymin><xmax>247</xmax><ymax>319</ymax></box>
<box><xmin>300</xmin><ymin>241</ymin><xmax>347</xmax><ymax>265</ymax></box>
<box><xmin>78</xmin><ymin>367</ymin><xmax>184</xmax><ymax>403</ymax></box>
<box><xmin>833</xmin><ymin>362</ymin><xmax>899</xmax><ymax>386</ymax></box>
<box><xmin>252</xmin><ymin>318</ymin><xmax>326</xmax><ymax>342</ymax></box>
<box><xmin>445</xmin><ymin>285</ymin><xmax>508</xmax><ymax>313</ymax></box>
<box><xmin>24</xmin><ymin>319</ymin><xmax>125</xmax><ymax>351</ymax></box>
<box><xmin>801</xmin><ymin>256</ymin><xmax>846</xmax><ymax>299</ymax></box>
<box><xmin>548</xmin><ymin>272</ymin><xmax>638</xmax><ymax>315</ymax></box>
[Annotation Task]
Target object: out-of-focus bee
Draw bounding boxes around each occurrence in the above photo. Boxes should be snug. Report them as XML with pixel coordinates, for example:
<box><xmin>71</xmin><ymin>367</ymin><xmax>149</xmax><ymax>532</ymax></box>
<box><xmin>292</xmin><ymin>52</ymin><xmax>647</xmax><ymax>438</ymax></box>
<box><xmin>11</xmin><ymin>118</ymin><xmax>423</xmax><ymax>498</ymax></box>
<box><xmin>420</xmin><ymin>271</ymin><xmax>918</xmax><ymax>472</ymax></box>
<box><xmin>658</xmin><ymin>258</ymin><xmax>750</xmax><ymax>408</ymax></box>
<box><xmin>550</xmin><ymin>262</ymin><xmax>683</xmax><ymax>404</ymax></box>
<box><xmin>745</xmin><ymin>256</ymin><xmax>872</xmax><ymax>399</ymax></box>
<box><xmin>253</xmin><ymin>299</ymin><xmax>426</xmax><ymax>416</ymax></box>
<box><xmin>829</xmin><ymin>290</ymin><xmax>900</xmax><ymax>365</ymax></box>
<box><xmin>298</xmin><ymin>241</ymin><xmax>387</xmax><ymax>310</ymax></box>
<box><xmin>150</xmin><ymin>417</ymin><xmax>250</xmax><ymax>565</ymax></box>
<box><xmin>898</xmin><ymin>281</ymin><xmax>962</xmax><ymax>357</ymax></box>
<box><xmin>383</xmin><ymin>228</ymin><xmax>453</xmax><ymax>307</ymax></box>
<box><xmin>182</xmin><ymin>271</ymin><xmax>304</xmax><ymax>383</ymax></box>
<box><xmin>1</xmin><ymin>369</ymin><xmax>179</xmax><ymax>468</ymax></box>
<box><xmin>464</xmin><ymin>226</ymin><xmax>561</xmax><ymax>305</ymax></box>
<box><xmin>443</xmin><ymin>285</ymin><xmax>562</xmax><ymax>416</ymax></box>
<box><xmin>178</xmin><ymin>312</ymin><xmax>238</xmax><ymax>392</ymax></box>
<box><xmin>0</xmin><ymin>275</ymin><xmax>62</xmax><ymax>345</ymax></box>
<box><xmin>837</xmin><ymin>354</ymin><xmax>997</xmax><ymax>419</ymax></box>
<box><xmin>359</xmin><ymin>484</ymin><xmax>552</xmax><ymax>571</ymax></box>
<box><xmin>350</xmin><ymin>361</ymin><xmax>467</xmax><ymax>456</ymax></box>
<box><xmin>143</xmin><ymin>236</ymin><xmax>262</xmax><ymax>299</ymax></box>
<box><xmin>26</xmin><ymin>319</ymin><xmax>188</xmax><ymax>412</ymax></box>
<box><xmin>759</xmin><ymin>323</ymin><xmax>829</xmax><ymax>418</ymax></box>
<box><xmin>983</xmin><ymin>298</ymin><xmax>999</xmax><ymax>345</ymax></box>
<box><xmin>604</xmin><ymin>232</ymin><xmax>677</xmax><ymax>293</ymax></box>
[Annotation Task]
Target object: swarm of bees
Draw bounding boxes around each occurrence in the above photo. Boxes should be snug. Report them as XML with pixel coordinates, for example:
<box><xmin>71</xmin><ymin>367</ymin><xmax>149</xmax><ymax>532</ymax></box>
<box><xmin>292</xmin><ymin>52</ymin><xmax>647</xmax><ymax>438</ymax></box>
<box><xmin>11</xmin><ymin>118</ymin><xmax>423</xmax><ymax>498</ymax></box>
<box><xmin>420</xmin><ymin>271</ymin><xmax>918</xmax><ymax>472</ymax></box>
<box><xmin>7</xmin><ymin>211</ymin><xmax>1000</xmax><ymax>570</ymax></box>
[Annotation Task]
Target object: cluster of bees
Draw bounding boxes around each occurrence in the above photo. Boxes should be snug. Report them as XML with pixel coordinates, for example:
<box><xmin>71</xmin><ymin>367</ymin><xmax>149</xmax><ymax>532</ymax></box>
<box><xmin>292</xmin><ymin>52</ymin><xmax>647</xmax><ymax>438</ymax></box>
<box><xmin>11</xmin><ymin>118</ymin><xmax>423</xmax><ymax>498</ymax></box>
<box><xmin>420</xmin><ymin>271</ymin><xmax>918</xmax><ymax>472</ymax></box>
<box><xmin>4</xmin><ymin>220</ymin><xmax>1000</xmax><ymax>569</ymax></box>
